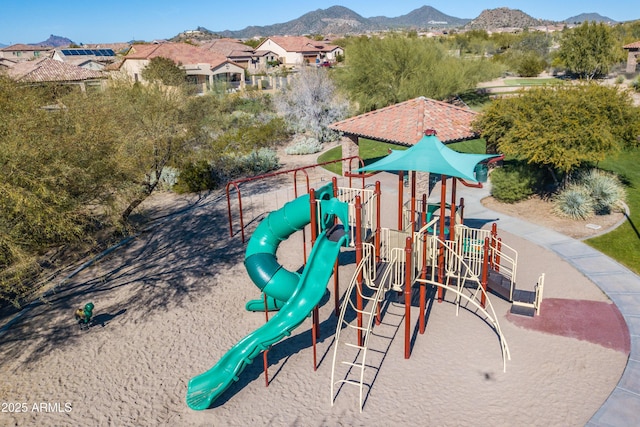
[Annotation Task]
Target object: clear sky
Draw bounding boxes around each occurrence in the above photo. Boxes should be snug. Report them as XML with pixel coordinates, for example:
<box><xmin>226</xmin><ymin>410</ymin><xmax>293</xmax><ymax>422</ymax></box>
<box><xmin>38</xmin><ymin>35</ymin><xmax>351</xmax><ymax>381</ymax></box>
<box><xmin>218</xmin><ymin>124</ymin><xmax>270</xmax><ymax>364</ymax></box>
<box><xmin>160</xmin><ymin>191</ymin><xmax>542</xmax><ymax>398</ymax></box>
<box><xmin>1</xmin><ymin>1</ymin><xmax>637</xmax><ymax>45</ymax></box>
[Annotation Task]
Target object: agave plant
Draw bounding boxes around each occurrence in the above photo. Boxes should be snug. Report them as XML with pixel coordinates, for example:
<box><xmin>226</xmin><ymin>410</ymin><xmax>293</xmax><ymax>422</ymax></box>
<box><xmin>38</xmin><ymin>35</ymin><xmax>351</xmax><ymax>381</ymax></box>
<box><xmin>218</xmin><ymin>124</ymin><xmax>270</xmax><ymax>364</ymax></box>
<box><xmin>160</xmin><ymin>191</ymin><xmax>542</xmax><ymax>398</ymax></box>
<box><xmin>553</xmin><ymin>184</ymin><xmax>595</xmax><ymax>220</ymax></box>
<box><xmin>578</xmin><ymin>169</ymin><xmax>625</xmax><ymax>215</ymax></box>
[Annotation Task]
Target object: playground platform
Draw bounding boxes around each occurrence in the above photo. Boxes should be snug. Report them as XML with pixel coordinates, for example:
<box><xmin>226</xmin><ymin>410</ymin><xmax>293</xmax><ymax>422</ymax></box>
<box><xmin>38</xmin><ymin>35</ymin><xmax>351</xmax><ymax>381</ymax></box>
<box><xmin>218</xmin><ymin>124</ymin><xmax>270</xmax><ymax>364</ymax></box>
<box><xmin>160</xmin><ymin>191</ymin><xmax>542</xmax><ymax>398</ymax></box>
<box><xmin>458</xmin><ymin>180</ymin><xmax>640</xmax><ymax>427</ymax></box>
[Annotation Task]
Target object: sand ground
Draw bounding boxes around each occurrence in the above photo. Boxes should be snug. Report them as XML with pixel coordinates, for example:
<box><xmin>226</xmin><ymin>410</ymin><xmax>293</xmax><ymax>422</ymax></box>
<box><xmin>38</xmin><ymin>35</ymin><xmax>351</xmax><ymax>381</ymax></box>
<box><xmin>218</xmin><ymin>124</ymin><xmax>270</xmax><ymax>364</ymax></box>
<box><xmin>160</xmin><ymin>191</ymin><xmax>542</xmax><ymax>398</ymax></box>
<box><xmin>0</xmin><ymin>164</ymin><xmax>630</xmax><ymax>427</ymax></box>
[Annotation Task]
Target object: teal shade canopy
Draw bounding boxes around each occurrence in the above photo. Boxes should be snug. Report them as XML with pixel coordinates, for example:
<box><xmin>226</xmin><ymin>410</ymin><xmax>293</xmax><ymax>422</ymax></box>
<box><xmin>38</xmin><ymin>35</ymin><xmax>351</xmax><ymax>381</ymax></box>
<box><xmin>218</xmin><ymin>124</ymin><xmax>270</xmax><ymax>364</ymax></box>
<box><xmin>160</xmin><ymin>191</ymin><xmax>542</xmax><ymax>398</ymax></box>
<box><xmin>356</xmin><ymin>134</ymin><xmax>498</xmax><ymax>182</ymax></box>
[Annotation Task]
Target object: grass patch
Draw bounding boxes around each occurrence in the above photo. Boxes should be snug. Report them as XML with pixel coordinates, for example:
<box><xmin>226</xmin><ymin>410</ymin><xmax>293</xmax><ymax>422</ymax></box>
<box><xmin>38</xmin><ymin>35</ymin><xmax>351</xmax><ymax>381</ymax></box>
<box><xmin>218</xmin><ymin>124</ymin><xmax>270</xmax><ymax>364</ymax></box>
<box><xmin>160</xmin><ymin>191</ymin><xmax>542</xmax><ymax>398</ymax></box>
<box><xmin>503</xmin><ymin>78</ymin><xmax>561</xmax><ymax>86</ymax></box>
<box><xmin>586</xmin><ymin>147</ymin><xmax>640</xmax><ymax>274</ymax></box>
<box><xmin>317</xmin><ymin>146</ymin><xmax>342</xmax><ymax>175</ymax></box>
<box><xmin>447</xmin><ymin>138</ymin><xmax>487</xmax><ymax>154</ymax></box>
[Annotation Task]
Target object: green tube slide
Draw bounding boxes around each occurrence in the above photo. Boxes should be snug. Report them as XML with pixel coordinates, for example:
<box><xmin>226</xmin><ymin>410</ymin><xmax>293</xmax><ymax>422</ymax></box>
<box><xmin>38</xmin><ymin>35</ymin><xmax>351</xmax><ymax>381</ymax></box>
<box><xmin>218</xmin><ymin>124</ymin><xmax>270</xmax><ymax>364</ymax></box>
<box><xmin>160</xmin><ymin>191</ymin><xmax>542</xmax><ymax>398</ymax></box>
<box><xmin>186</xmin><ymin>183</ymin><xmax>349</xmax><ymax>411</ymax></box>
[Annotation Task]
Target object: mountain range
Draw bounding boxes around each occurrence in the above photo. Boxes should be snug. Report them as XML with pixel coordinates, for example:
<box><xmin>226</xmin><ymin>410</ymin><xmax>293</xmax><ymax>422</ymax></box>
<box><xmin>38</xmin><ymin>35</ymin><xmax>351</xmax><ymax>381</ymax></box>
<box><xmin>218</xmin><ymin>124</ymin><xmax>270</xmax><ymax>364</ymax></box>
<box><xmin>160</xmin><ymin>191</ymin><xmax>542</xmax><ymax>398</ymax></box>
<box><xmin>4</xmin><ymin>6</ymin><xmax>620</xmax><ymax>47</ymax></box>
<box><xmin>205</xmin><ymin>5</ymin><xmax>617</xmax><ymax>39</ymax></box>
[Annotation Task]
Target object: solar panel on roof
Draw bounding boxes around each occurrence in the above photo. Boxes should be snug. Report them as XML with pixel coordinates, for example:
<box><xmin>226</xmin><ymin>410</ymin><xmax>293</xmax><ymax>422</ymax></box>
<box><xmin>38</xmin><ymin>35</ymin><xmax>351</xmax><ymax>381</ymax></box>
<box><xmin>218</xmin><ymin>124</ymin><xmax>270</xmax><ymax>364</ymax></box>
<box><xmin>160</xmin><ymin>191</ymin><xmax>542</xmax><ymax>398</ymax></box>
<box><xmin>61</xmin><ymin>49</ymin><xmax>72</xmax><ymax>55</ymax></box>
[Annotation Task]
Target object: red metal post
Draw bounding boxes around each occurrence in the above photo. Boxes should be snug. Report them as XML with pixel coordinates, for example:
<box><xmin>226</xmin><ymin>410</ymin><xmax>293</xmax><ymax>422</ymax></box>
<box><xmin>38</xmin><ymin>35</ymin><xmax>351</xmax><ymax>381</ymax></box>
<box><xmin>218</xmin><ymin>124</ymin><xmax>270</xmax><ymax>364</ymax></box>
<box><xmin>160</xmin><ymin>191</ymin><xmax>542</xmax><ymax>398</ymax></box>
<box><xmin>419</xmin><ymin>193</ymin><xmax>427</xmax><ymax>334</ymax></box>
<box><xmin>404</xmin><ymin>236</ymin><xmax>413</xmax><ymax>359</ymax></box>
<box><xmin>496</xmin><ymin>238</ymin><xmax>502</xmax><ymax>273</ymax></box>
<box><xmin>226</xmin><ymin>182</ymin><xmax>235</xmax><ymax>238</ymax></box>
<box><xmin>262</xmin><ymin>292</ymin><xmax>270</xmax><ymax>386</ymax></box>
<box><xmin>332</xmin><ymin>177</ymin><xmax>340</xmax><ymax>316</ymax></box>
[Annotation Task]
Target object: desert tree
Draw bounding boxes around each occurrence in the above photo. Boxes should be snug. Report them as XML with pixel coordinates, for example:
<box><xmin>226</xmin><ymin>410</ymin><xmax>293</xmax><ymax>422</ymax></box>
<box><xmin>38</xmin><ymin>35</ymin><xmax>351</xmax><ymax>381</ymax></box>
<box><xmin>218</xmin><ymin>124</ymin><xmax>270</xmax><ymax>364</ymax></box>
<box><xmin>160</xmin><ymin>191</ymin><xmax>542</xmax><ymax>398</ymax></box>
<box><xmin>274</xmin><ymin>66</ymin><xmax>349</xmax><ymax>143</ymax></box>
<box><xmin>473</xmin><ymin>83</ymin><xmax>640</xmax><ymax>184</ymax></box>
<box><xmin>555</xmin><ymin>22</ymin><xmax>618</xmax><ymax>80</ymax></box>
<box><xmin>106</xmin><ymin>81</ymin><xmax>191</xmax><ymax>221</ymax></box>
<box><xmin>335</xmin><ymin>34</ymin><xmax>503</xmax><ymax>113</ymax></box>
<box><xmin>141</xmin><ymin>56</ymin><xmax>188</xmax><ymax>86</ymax></box>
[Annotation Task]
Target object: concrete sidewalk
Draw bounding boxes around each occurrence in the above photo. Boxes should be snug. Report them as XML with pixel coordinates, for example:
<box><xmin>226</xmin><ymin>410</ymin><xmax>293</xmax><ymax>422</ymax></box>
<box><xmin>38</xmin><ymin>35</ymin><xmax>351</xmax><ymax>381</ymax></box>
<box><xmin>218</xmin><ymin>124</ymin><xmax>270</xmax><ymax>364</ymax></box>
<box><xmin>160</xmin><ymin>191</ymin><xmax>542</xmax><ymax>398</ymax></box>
<box><xmin>458</xmin><ymin>182</ymin><xmax>640</xmax><ymax>427</ymax></box>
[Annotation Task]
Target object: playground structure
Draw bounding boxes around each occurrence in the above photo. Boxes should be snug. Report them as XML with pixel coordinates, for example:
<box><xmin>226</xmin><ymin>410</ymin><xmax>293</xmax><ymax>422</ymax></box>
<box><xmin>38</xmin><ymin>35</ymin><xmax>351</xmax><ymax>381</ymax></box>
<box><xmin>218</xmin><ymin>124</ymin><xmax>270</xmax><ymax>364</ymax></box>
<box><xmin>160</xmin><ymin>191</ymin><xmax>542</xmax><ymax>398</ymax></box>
<box><xmin>186</xmin><ymin>135</ymin><xmax>545</xmax><ymax>412</ymax></box>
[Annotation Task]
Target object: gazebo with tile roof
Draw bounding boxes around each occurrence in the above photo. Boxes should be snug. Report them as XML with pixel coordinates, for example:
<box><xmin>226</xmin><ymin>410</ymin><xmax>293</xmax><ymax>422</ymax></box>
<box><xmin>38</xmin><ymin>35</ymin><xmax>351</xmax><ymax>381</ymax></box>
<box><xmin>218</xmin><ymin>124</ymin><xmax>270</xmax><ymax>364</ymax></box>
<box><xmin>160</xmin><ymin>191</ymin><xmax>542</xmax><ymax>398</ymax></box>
<box><xmin>623</xmin><ymin>41</ymin><xmax>640</xmax><ymax>74</ymax></box>
<box><xmin>329</xmin><ymin>96</ymin><xmax>479</xmax><ymax>175</ymax></box>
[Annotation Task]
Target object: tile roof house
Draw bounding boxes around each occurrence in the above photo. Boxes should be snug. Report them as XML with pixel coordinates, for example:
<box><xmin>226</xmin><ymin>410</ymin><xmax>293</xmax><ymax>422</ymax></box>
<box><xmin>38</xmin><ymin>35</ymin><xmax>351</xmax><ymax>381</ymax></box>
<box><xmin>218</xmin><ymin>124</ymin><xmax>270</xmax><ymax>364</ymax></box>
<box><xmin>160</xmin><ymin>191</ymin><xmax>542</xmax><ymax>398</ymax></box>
<box><xmin>329</xmin><ymin>97</ymin><xmax>479</xmax><ymax>175</ymax></box>
<box><xmin>52</xmin><ymin>48</ymin><xmax>119</xmax><ymax>71</ymax></box>
<box><xmin>119</xmin><ymin>42</ymin><xmax>245</xmax><ymax>93</ymax></box>
<box><xmin>0</xmin><ymin>44</ymin><xmax>53</xmax><ymax>61</ymax></box>
<box><xmin>255</xmin><ymin>36</ymin><xmax>343</xmax><ymax>66</ymax></box>
<box><xmin>4</xmin><ymin>57</ymin><xmax>106</xmax><ymax>91</ymax></box>
<box><xmin>200</xmin><ymin>38</ymin><xmax>278</xmax><ymax>73</ymax></box>
<box><xmin>623</xmin><ymin>41</ymin><xmax>640</xmax><ymax>74</ymax></box>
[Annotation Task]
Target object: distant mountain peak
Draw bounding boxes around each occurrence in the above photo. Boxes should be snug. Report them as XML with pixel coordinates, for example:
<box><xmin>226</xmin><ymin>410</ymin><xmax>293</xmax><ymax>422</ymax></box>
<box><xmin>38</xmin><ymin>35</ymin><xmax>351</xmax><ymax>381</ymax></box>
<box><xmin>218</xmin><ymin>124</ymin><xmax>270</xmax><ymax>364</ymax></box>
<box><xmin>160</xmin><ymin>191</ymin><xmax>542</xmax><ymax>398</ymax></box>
<box><xmin>211</xmin><ymin>6</ymin><xmax>469</xmax><ymax>38</ymax></box>
<box><xmin>564</xmin><ymin>13</ymin><xmax>617</xmax><ymax>24</ymax></box>
<box><xmin>466</xmin><ymin>7</ymin><xmax>554</xmax><ymax>30</ymax></box>
<box><xmin>34</xmin><ymin>34</ymin><xmax>75</xmax><ymax>47</ymax></box>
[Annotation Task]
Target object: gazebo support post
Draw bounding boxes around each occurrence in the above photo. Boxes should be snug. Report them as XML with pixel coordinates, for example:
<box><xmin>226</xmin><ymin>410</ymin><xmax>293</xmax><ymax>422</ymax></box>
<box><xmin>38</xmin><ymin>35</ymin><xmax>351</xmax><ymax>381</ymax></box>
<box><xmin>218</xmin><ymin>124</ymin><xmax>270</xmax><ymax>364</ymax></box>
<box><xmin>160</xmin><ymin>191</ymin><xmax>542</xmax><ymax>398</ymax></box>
<box><xmin>398</xmin><ymin>171</ymin><xmax>404</xmax><ymax>230</ymax></box>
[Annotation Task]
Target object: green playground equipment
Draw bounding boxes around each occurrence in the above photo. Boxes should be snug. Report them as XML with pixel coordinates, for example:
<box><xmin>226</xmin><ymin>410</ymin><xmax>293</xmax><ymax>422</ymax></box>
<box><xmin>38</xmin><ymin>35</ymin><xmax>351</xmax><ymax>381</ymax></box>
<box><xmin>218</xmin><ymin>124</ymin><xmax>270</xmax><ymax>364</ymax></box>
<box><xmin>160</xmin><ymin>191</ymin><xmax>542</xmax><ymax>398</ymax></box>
<box><xmin>75</xmin><ymin>302</ymin><xmax>94</xmax><ymax>330</ymax></box>
<box><xmin>186</xmin><ymin>182</ymin><xmax>349</xmax><ymax>411</ymax></box>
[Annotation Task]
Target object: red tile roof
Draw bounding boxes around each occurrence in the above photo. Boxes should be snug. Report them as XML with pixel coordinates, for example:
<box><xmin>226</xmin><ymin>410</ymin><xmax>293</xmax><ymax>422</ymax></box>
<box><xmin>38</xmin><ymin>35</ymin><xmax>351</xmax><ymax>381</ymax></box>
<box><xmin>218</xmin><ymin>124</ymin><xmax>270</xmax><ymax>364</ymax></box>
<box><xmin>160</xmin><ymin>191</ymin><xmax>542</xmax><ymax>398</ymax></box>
<box><xmin>262</xmin><ymin>36</ymin><xmax>337</xmax><ymax>53</ymax></box>
<box><xmin>6</xmin><ymin>58</ymin><xmax>104</xmax><ymax>82</ymax></box>
<box><xmin>200</xmin><ymin>39</ymin><xmax>252</xmax><ymax>56</ymax></box>
<box><xmin>126</xmin><ymin>43</ymin><xmax>229</xmax><ymax>67</ymax></box>
<box><xmin>1</xmin><ymin>44</ymin><xmax>52</xmax><ymax>52</ymax></box>
<box><xmin>329</xmin><ymin>97</ymin><xmax>479</xmax><ymax>145</ymax></box>
<box><xmin>623</xmin><ymin>41</ymin><xmax>640</xmax><ymax>49</ymax></box>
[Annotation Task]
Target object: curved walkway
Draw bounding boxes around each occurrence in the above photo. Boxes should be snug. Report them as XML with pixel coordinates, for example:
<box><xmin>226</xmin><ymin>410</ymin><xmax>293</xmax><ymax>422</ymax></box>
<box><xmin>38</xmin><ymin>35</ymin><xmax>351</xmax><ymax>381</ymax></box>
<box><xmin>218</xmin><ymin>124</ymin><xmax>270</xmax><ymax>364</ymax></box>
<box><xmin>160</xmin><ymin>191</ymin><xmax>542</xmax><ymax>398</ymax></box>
<box><xmin>460</xmin><ymin>184</ymin><xmax>640</xmax><ymax>427</ymax></box>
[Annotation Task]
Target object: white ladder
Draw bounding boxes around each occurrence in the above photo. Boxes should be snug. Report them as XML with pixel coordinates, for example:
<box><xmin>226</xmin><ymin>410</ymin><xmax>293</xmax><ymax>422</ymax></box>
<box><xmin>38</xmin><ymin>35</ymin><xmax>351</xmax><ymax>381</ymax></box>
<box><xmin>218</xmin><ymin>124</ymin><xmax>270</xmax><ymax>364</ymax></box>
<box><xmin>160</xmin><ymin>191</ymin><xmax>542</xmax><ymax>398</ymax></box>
<box><xmin>330</xmin><ymin>243</ymin><xmax>392</xmax><ymax>412</ymax></box>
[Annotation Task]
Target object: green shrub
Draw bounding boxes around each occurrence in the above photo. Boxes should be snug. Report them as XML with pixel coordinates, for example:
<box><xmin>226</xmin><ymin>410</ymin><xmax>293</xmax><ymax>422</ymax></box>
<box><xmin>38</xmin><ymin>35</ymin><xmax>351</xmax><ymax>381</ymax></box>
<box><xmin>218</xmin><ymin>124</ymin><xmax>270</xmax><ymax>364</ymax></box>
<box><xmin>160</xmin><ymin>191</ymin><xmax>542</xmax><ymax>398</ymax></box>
<box><xmin>212</xmin><ymin>148</ymin><xmax>280</xmax><ymax>183</ymax></box>
<box><xmin>515</xmin><ymin>52</ymin><xmax>547</xmax><ymax>77</ymax></box>
<box><xmin>174</xmin><ymin>161</ymin><xmax>215</xmax><ymax>193</ymax></box>
<box><xmin>285</xmin><ymin>136</ymin><xmax>323</xmax><ymax>155</ymax></box>
<box><xmin>0</xmin><ymin>237</ymin><xmax>14</xmax><ymax>269</ymax></box>
<box><xmin>238</xmin><ymin>148</ymin><xmax>280</xmax><ymax>174</ymax></box>
<box><xmin>553</xmin><ymin>185</ymin><xmax>594</xmax><ymax>220</ymax></box>
<box><xmin>490</xmin><ymin>164</ymin><xmax>539</xmax><ymax>203</ymax></box>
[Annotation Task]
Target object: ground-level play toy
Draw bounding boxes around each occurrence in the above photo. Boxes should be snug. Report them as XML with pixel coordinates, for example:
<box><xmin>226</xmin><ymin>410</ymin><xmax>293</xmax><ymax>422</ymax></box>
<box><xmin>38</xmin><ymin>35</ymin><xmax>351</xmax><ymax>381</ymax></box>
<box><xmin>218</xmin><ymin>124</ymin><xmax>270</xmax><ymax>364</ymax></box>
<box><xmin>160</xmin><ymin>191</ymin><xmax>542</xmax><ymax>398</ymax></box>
<box><xmin>74</xmin><ymin>302</ymin><xmax>94</xmax><ymax>330</ymax></box>
<box><xmin>186</xmin><ymin>131</ymin><xmax>545</xmax><ymax>411</ymax></box>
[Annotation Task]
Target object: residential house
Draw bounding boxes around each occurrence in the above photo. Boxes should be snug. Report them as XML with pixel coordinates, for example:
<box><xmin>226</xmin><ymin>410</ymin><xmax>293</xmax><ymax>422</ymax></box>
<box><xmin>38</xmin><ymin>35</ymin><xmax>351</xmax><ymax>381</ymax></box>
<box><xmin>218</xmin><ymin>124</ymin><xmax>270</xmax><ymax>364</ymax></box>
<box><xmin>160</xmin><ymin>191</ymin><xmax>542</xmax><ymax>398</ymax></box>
<box><xmin>4</xmin><ymin>57</ymin><xmax>106</xmax><ymax>91</ymax></box>
<box><xmin>52</xmin><ymin>47</ymin><xmax>118</xmax><ymax>71</ymax></box>
<box><xmin>0</xmin><ymin>44</ymin><xmax>53</xmax><ymax>61</ymax></box>
<box><xmin>119</xmin><ymin>42</ymin><xmax>245</xmax><ymax>93</ymax></box>
<box><xmin>200</xmin><ymin>38</ymin><xmax>278</xmax><ymax>73</ymax></box>
<box><xmin>255</xmin><ymin>36</ymin><xmax>343</xmax><ymax>67</ymax></box>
